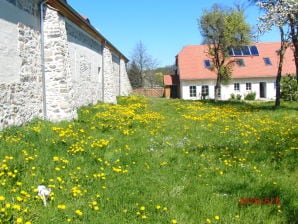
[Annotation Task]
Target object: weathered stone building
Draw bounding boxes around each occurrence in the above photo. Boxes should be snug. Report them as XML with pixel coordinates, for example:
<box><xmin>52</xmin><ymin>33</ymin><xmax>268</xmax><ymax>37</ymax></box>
<box><xmin>0</xmin><ymin>0</ymin><xmax>132</xmax><ymax>129</ymax></box>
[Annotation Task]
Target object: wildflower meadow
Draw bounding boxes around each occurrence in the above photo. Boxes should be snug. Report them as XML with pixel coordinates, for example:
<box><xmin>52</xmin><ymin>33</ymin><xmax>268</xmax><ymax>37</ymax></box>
<box><xmin>0</xmin><ymin>95</ymin><xmax>297</xmax><ymax>223</ymax></box>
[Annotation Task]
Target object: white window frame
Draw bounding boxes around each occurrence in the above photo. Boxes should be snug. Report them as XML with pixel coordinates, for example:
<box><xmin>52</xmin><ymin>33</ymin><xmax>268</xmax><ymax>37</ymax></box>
<box><xmin>234</xmin><ymin>83</ymin><xmax>240</xmax><ymax>91</ymax></box>
<box><xmin>189</xmin><ymin>86</ymin><xmax>197</xmax><ymax>97</ymax></box>
<box><xmin>201</xmin><ymin>85</ymin><xmax>209</xmax><ymax>96</ymax></box>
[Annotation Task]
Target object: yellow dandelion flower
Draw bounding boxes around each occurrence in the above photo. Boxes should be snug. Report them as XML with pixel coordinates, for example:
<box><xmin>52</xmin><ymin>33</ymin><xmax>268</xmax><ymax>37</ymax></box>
<box><xmin>57</xmin><ymin>204</ymin><xmax>66</xmax><ymax>210</ymax></box>
<box><xmin>75</xmin><ymin>209</ymin><xmax>83</xmax><ymax>216</ymax></box>
<box><xmin>13</xmin><ymin>204</ymin><xmax>21</xmax><ymax>211</ymax></box>
<box><xmin>215</xmin><ymin>215</ymin><xmax>220</xmax><ymax>220</ymax></box>
<box><xmin>0</xmin><ymin>196</ymin><xmax>5</xmax><ymax>201</ymax></box>
<box><xmin>171</xmin><ymin>219</ymin><xmax>177</xmax><ymax>224</ymax></box>
<box><xmin>156</xmin><ymin>205</ymin><xmax>161</xmax><ymax>209</ymax></box>
<box><xmin>206</xmin><ymin>218</ymin><xmax>211</xmax><ymax>223</ymax></box>
<box><xmin>16</xmin><ymin>217</ymin><xmax>23</xmax><ymax>223</ymax></box>
<box><xmin>140</xmin><ymin>206</ymin><xmax>145</xmax><ymax>211</ymax></box>
<box><xmin>141</xmin><ymin>215</ymin><xmax>147</xmax><ymax>219</ymax></box>
<box><xmin>25</xmin><ymin>222</ymin><xmax>32</xmax><ymax>224</ymax></box>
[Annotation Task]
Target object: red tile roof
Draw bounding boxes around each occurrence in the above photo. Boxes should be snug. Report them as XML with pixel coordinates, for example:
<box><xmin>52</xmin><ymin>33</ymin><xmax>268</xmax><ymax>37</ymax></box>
<box><xmin>164</xmin><ymin>75</ymin><xmax>180</xmax><ymax>86</ymax></box>
<box><xmin>177</xmin><ymin>42</ymin><xmax>295</xmax><ymax>80</ymax></box>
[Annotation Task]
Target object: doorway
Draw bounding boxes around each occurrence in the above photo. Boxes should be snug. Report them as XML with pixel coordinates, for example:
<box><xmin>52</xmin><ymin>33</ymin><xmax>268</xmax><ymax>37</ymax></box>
<box><xmin>260</xmin><ymin>82</ymin><xmax>266</xmax><ymax>98</ymax></box>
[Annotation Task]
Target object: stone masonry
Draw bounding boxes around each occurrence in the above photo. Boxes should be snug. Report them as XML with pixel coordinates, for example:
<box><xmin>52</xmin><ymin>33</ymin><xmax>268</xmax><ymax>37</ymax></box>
<box><xmin>0</xmin><ymin>0</ymin><xmax>43</xmax><ymax>129</ymax></box>
<box><xmin>0</xmin><ymin>0</ymin><xmax>132</xmax><ymax>130</ymax></box>
<box><xmin>43</xmin><ymin>6</ymin><xmax>77</xmax><ymax>121</ymax></box>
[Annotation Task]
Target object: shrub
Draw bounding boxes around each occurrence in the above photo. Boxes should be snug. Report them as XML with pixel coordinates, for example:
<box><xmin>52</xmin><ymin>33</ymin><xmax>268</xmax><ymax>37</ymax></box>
<box><xmin>280</xmin><ymin>74</ymin><xmax>298</xmax><ymax>101</ymax></box>
<box><xmin>236</xmin><ymin>94</ymin><xmax>242</xmax><ymax>101</ymax></box>
<box><xmin>230</xmin><ymin>93</ymin><xmax>235</xmax><ymax>100</ymax></box>
<box><xmin>244</xmin><ymin>92</ymin><xmax>256</xmax><ymax>101</ymax></box>
<box><xmin>229</xmin><ymin>93</ymin><xmax>242</xmax><ymax>101</ymax></box>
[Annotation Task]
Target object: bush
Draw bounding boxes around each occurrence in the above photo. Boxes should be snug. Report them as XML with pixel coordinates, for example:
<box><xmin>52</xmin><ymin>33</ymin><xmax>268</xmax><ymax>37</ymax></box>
<box><xmin>230</xmin><ymin>93</ymin><xmax>235</xmax><ymax>100</ymax></box>
<box><xmin>281</xmin><ymin>74</ymin><xmax>298</xmax><ymax>101</ymax></box>
<box><xmin>244</xmin><ymin>92</ymin><xmax>256</xmax><ymax>101</ymax></box>
<box><xmin>229</xmin><ymin>93</ymin><xmax>242</xmax><ymax>101</ymax></box>
<box><xmin>236</xmin><ymin>94</ymin><xmax>242</xmax><ymax>101</ymax></box>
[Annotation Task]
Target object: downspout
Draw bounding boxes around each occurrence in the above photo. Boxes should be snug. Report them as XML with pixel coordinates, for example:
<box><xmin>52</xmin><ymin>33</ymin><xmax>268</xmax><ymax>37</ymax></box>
<box><xmin>40</xmin><ymin>0</ymin><xmax>48</xmax><ymax>119</ymax></box>
<box><xmin>119</xmin><ymin>56</ymin><xmax>121</xmax><ymax>96</ymax></box>
<box><xmin>102</xmin><ymin>42</ymin><xmax>105</xmax><ymax>102</ymax></box>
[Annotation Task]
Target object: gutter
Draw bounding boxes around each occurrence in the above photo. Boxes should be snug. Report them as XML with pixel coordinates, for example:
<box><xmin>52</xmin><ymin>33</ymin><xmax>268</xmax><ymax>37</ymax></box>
<box><xmin>40</xmin><ymin>0</ymin><xmax>49</xmax><ymax>119</ymax></box>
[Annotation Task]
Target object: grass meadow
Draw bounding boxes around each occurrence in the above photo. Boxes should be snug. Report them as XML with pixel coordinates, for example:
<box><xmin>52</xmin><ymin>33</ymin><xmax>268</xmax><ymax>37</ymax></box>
<box><xmin>0</xmin><ymin>95</ymin><xmax>297</xmax><ymax>224</ymax></box>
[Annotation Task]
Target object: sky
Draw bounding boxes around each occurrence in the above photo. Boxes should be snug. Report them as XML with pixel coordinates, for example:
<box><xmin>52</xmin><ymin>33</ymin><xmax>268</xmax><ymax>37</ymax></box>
<box><xmin>67</xmin><ymin>0</ymin><xmax>280</xmax><ymax>67</ymax></box>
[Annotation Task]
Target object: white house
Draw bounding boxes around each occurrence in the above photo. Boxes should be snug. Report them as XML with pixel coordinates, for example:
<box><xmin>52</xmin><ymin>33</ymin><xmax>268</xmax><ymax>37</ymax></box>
<box><xmin>175</xmin><ymin>42</ymin><xmax>295</xmax><ymax>100</ymax></box>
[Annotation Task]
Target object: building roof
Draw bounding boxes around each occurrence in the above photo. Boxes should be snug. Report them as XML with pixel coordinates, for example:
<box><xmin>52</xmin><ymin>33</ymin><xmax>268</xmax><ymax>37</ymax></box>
<box><xmin>164</xmin><ymin>75</ymin><xmax>180</xmax><ymax>86</ymax></box>
<box><xmin>177</xmin><ymin>42</ymin><xmax>295</xmax><ymax>80</ymax></box>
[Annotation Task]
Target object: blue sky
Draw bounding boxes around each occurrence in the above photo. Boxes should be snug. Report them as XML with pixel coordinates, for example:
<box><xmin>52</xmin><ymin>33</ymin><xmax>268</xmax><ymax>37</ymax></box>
<box><xmin>67</xmin><ymin>0</ymin><xmax>280</xmax><ymax>67</ymax></box>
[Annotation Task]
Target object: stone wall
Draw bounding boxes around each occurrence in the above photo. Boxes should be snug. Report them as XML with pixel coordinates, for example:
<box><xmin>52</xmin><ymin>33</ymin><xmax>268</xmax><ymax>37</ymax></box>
<box><xmin>66</xmin><ymin>19</ymin><xmax>103</xmax><ymax>109</ymax></box>
<box><xmin>112</xmin><ymin>53</ymin><xmax>120</xmax><ymax>96</ymax></box>
<box><xmin>0</xmin><ymin>0</ymin><xmax>132</xmax><ymax>130</ymax></box>
<box><xmin>103</xmin><ymin>46</ymin><xmax>117</xmax><ymax>103</ymax></box>
<box><xmin>0</xmin><ymin>0</ymin><xmax>43</xmax><ymax>129</ymax></box>
<box><xmin>43</xmin><ymin>6</ymin><xmax>77</xmax><ymax>121</ymax></box>
<box><xmin>120</xmin><ymin>58</ymin><xmax>133</xmax><ymax>96</ymax></box>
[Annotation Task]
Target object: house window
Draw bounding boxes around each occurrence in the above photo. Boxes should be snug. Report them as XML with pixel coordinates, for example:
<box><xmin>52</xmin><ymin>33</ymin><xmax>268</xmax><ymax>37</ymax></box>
<box><xmin>234</xmin><ymin>83</ymin><xmax>240</xmax><ymax>91</ymax></box>
<box><xmin>263</xmin><ymin>57</ymin><xmax>272</xmax><ymax>65</ymax></box>
<box><xmin>189</xmin><ymin>86</ymin><xmax>197</xmax><ymax>97</ymax></box>
<box><xmin>202</xmin><ymin>85</ymin><xmax>209</xmax><ymax>96</ymax></box>
<box><xmin>236</xmin><ymin>59</ymin><xmax>245</xmax><ymax>67</ymax></box>
<box><xmin>246</xmin><ymin>83</ymin><xmax>252</xmax><ymax>90</ymax></box>
<box><xmin>204</xmin><ymin>60</ymin><xmax>211</xmax><ymax>68</ymax></box>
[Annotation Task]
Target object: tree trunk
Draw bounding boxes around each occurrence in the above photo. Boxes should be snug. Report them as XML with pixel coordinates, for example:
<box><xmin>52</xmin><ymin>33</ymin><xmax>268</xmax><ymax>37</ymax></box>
<box><xmin>214</xmin><ymin>75</ymin><xmax>220</xmax><ymax>100</ymax></box>
<box><xmin>289</xmin><ymin>17</ymin><xmax>298</xmax><ymax>83</ymax></box>
<box><xmin>275</xmin><ymin>27</ymin><xmax>288</xmax><ymax>107</ymax></box>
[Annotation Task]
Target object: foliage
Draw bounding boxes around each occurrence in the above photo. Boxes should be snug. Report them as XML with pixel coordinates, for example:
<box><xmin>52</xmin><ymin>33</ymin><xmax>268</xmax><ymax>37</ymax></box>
<box><xmin>198</xmin><ymin>4</ymin><xmax>252</xmax><ymax>99</ymax></box>
<box><xmin>244</xmin><ymin>92</ymin><xmax>256</xmax><ymax>100</ymax></box>
<box><xmin>0</xmin><ymin>96</ymin><xmax>297</xmax><ymax>223</ymax></box>
<box><xmin>127</xmin><ymin>61</ymin><xmax>142</xmax><ymax>88</ymax></box>
<box><xmin>255</xmin><ymin>0</ymin><xmax>298</xmax><ymax>80</ymax></box>
<box><xmin>230</xmin><ymin>93</ymin><xmax>242</xmax><ymax>101</ymax></box>
<box><xmin>281</xmin><ymin>74</ymin><xmax>298</xmax><ymax>101</ymax></box>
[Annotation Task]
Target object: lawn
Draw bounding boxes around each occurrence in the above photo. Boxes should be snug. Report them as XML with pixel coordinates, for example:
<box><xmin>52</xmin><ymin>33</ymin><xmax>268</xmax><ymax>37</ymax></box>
<box><xmin>0</xmin><ymin>95</ymin><xmax>297</xmax><ymax>224</ymax></box>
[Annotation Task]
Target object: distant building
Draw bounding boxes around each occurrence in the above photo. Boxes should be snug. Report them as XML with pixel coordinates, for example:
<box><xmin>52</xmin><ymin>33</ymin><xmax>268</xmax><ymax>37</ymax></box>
<box><xmin>163</xmin><ymin>74</ymin><xmax>180</xmax><ymax>98</ymax></box>
<box><xmin>0</xmin><ymin>0</ymin><xmax>132</xmax><ymax>129</ymax></box>
<box><xmin>171</xmin><ymin>42</ymin><xmax>295</xmax><ymax>100</ymax></box>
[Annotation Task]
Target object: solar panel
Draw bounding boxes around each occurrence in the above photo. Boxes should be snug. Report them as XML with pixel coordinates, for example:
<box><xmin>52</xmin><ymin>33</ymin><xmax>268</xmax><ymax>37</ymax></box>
<box><xmin>233</xmin><ymin>47</ymin><xmax>242</xmax><ymax>56</ymax></box>
<box><xmin>241</xmin><ymin>46</ymin><xmax>250</xmax><ymax>55</ymax></box>
<box><xmin>228</xmin><ymin>47</ymin><xmax>234</xmax><ymax>56</ymax></box>
<box><xmin>228</xmin><ymin>45</ymin><xmax>259</xmax><ymax>56</ymax></box>
<box><xmin>250</xmin><ymin>46</ymin><xmax>259</xmax><ymax>55</ymax></box>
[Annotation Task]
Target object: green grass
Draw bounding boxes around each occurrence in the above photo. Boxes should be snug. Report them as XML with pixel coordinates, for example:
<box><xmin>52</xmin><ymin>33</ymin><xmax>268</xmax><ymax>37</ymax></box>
<box><xmin>0</xmin><ymin>95</ymin><xmax>297</xmax><ymax>224</ymax></box>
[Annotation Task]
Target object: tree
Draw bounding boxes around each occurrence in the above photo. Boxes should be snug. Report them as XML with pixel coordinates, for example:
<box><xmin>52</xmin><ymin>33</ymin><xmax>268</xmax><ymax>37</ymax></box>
<box><xmin>254</xmin><ymin>0</ymin><xmax>298</xmax><ymax>106</ymax></box>
<box><xmin>127</xmin><ymin>61</ymin><xmax>142</xmax><ymax>88</ymax></box>
<box><xmin>198</xmin><ymin>4</ymin><xmax>252</xmax><ymax>99</ymax></box>
<box><xmin>127</xmin><ymin>41</ymin><xmax>158</xmax><ymax>88</ymax></box>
